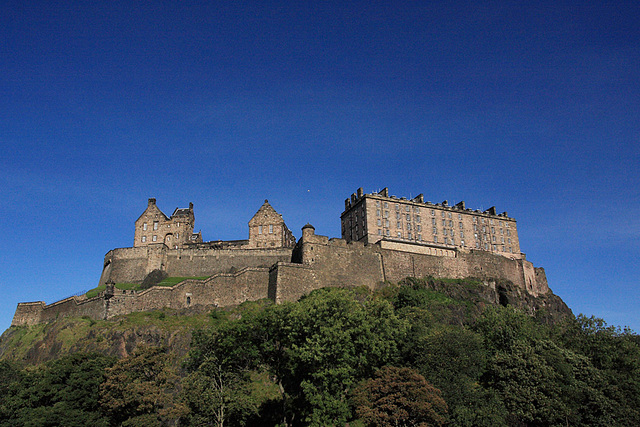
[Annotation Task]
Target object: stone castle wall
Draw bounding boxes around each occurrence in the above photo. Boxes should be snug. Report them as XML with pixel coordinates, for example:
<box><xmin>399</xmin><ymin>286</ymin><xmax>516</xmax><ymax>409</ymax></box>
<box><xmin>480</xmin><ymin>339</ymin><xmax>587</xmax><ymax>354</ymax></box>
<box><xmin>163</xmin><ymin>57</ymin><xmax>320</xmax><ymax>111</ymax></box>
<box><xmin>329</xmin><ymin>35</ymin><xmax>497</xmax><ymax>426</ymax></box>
<box><xmin>13</xmin><ymin>226</ymin><xmax>550</xmax><ymax>326</ymax></box>
<box><xmin>100</xmin><ymin>245</ymin><xmax>293</xmax><ymax>286</ymax></box>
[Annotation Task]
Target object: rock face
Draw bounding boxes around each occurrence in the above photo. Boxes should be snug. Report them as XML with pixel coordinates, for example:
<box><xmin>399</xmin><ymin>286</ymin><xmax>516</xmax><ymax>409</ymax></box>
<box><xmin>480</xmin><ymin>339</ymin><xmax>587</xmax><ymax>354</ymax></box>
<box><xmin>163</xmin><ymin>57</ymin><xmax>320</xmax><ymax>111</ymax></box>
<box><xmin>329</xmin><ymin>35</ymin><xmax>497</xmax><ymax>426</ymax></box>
<box><xmin>0</xmin><ymin>277</ymin><xmax>572</xmax><ymax>367</ymax></box>
<box><xmin>0</xmin><ymin>306</ymin><xmax>216</xmax><ymax>366</ymax></box>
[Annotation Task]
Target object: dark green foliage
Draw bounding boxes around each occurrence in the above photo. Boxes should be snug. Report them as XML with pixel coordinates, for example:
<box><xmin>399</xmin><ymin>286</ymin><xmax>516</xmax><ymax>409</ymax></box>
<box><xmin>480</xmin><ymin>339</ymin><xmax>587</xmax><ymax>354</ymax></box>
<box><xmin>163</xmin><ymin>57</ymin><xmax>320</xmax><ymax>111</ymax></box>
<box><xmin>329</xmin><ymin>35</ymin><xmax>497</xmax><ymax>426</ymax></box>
<box><xmin>0</xmin><ymin>353</ymin><xmax>115</xmax><ymax>426</ymax></box>
<box><xmin>100</xmin><ymin>346</ymin><xmax>176</xmax><ymax>426</ymax></box>
<box><xmin>352</xmin><ymin>366</ymin><xmax>448</xmax><ymax>427</ymax></box>
<box><xmin>2</xmin><ymin>278</ymin><xmax>639</xmax><ymax>427</ymax></box>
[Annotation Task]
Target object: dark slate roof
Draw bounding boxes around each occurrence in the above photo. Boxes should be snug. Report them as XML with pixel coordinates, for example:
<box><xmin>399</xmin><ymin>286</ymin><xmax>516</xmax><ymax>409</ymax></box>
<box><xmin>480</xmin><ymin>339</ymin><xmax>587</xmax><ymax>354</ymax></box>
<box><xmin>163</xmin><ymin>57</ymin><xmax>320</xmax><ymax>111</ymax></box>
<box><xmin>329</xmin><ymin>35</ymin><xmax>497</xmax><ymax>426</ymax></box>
<box><xmin>171</xmin><ymin>208</ymin><xmax>191</xmax><ymax>217</ymax></box>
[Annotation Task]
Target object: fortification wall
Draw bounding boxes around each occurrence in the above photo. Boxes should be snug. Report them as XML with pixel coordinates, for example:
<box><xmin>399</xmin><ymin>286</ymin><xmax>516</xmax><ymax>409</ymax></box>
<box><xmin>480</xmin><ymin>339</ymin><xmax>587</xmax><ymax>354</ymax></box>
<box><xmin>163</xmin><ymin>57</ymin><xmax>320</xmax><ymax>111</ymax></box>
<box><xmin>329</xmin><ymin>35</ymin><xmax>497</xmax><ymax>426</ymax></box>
<box><xmin>12</xmin><ymin>297</ymin><xmax>105</xmax><ymax>326</ymax></box>
<box><xmin>164</xmin><ymin>247</ymin><xmax>292</xmax><ymax>277</ymax></box>
<box><xmin>101</xmin><ymin>245</ymin><xmax>293</xmax><ymax>286</ymax></box>
<box><xmin>105</xmin><ymin>267</ymin><xmax>271</xmax><ymax>318</ymax></box>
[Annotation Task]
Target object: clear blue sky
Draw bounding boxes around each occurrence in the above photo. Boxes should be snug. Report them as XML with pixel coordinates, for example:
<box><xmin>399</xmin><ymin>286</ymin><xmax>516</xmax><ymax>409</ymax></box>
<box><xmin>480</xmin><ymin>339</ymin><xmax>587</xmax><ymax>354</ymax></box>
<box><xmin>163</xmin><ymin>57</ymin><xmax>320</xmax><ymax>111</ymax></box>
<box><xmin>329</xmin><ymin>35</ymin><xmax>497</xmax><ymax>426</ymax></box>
<box><xmin>1</xmin><ymin>1</ymin><xmax>638</xmax><ymax>334</ymax></box>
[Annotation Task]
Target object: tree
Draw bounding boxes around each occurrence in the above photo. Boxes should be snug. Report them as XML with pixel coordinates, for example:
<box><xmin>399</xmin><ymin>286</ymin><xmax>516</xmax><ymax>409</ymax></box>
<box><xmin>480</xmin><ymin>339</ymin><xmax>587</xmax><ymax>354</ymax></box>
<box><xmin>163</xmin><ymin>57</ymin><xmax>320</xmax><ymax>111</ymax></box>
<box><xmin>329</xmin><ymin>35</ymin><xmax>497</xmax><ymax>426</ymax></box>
<box><xmin>181</xmin><ymin>319</ymin><xmax>263</xmax><ymax>427</ymax></box>
<box><xmin>100</xmin><ymin>346</ymin><xmax>175</xmax><ymax>426</ymax></box>
<box><xmin>352</xmin><ymin>366</ymin><xmax>448</xmax><ymax>427</ymax></box>
<box><xmin>4</xmin><ymin>353</ymin><xmax>115</xmax><ymax>427</ymax></box>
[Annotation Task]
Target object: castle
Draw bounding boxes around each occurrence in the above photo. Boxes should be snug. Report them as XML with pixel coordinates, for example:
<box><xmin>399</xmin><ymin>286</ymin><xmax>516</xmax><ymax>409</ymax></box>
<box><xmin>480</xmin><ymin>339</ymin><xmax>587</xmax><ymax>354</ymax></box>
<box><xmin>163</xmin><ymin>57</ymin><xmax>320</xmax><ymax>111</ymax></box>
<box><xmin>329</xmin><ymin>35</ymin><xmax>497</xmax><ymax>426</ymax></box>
<box><xmin>12</xmin><ymin>188</ymin><xmax>551</xmax><ymax>326</ymax></box>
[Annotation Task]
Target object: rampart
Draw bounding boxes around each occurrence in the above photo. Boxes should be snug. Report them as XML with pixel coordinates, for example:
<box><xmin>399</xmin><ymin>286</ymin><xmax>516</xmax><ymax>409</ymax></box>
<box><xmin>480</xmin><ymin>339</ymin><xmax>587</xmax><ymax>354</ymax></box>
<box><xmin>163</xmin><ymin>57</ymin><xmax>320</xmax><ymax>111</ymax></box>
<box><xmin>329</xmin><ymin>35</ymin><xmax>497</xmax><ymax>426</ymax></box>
<box><xmin>12</xmin><ymin>206</ymin><xmax>550</xmax><ymax>326</ymax></box>
<box><xmin>100</xmin><ymin>245</ymin><xmax>293</xmax><ymax>286</ymax></box>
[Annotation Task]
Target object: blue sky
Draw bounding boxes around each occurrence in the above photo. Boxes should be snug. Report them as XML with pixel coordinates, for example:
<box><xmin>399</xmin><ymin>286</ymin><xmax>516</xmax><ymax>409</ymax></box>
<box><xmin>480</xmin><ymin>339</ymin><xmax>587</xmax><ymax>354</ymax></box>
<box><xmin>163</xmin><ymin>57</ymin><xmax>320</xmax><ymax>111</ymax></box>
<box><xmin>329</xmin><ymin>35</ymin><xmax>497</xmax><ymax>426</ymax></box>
<box><xmin>1</xmin><ymin>1</ymin><xmax>638</xmax><ymax>334</ymax></box>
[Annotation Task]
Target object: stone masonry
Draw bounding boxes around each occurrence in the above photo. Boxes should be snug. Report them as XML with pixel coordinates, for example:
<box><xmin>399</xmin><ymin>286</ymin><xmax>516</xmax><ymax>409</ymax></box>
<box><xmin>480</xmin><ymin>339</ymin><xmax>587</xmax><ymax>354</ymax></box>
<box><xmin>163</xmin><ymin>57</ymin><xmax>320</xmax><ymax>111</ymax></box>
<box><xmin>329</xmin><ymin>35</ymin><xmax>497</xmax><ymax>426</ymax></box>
<box><xmin>12</xmin><ymin>189</ymin><xmax>551</xmax><ymax>326</ymax></box>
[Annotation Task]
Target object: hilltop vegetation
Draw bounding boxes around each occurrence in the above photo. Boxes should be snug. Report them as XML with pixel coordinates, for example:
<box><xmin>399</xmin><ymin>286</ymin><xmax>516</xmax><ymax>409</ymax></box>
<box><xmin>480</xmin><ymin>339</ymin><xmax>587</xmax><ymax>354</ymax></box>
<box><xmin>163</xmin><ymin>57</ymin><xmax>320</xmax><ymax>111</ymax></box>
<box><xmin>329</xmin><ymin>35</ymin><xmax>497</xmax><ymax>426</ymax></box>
<box><xmin>1</xmin><ymin>278</ymin><xmax>639</xmax><ymax>426</ymax></box>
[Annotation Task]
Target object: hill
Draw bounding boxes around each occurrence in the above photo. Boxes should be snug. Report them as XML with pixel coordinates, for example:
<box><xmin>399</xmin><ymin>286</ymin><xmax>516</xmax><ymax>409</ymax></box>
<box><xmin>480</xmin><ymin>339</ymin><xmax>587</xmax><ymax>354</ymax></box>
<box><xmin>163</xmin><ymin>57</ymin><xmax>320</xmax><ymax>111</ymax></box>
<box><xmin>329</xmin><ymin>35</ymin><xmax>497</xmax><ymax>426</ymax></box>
<box><xmin>1</xmin><ymin>278</ymin><xmax>638</xmax><ymax>427</ymax></box>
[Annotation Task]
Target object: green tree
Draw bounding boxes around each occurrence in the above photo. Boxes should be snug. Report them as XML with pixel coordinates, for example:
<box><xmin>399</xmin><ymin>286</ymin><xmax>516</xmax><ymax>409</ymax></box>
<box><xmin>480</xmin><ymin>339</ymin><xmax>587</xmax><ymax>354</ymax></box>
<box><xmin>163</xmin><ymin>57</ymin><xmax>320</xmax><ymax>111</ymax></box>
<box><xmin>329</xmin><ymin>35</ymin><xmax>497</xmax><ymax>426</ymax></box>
<box><xmin>5</xmin><ymin>353</ymin><xmax>115</xmax><ymax>427</ymax></box>
<box><xmin>352</xmin><ymin>366</ymin><xmax>448</xmax><ymax>427</ymax></box>
<box><xmin>265</xmin><ymin>288</ymin><xmax>408</xmax><ymax>426</ymax></box>
<box><xmin>181</xmin><ymin>319</ymin><xmax>263</xmax><ymax>426</ymax></box>
<box><xmin>100</xmin><ymin>346</ymin><xmax>175</xmax><ymax>426</ymax></box>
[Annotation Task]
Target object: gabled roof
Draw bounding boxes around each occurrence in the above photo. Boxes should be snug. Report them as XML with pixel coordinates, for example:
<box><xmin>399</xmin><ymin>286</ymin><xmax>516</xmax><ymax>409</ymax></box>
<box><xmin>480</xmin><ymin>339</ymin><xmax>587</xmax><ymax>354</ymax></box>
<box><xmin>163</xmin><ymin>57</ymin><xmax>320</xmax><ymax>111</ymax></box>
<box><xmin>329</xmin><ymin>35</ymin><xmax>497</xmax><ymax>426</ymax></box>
<box><xmin>135</xmin><ymin>199</ymin><xmax>169</xmax><ymax>223</ymax></box>
<box><xmin>248</xmin><ymin>199</ymin><xmax>285</xmax><ymax>225</ymax></box>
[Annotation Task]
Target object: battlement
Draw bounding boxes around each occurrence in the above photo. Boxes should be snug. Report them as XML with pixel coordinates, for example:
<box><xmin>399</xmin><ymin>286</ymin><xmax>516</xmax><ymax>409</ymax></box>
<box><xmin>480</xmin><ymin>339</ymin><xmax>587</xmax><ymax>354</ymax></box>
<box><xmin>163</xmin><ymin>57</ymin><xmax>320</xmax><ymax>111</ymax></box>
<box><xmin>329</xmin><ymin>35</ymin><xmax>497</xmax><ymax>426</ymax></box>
<box><xmin>12</xmin><ymin>190</ymin><xmax>549</xmax><ymax>326</ymax></box>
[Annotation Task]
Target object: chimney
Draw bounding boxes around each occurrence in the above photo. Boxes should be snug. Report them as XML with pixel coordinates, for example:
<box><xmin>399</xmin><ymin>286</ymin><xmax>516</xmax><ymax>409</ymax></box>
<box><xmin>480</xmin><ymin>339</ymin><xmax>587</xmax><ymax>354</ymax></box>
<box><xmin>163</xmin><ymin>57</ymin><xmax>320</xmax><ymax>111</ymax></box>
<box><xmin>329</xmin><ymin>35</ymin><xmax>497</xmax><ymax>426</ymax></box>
<box><xmin>148</xmin><ymin>198</ymin><xmax>156</xmax><ymax>206</ymax></box>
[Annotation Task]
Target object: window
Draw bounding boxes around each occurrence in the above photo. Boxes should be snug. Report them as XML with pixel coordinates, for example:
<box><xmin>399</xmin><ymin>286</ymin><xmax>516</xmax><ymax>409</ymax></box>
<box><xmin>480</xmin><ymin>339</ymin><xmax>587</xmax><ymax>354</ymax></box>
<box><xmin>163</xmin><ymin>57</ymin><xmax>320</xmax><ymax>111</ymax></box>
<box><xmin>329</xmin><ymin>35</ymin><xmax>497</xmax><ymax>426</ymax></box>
<box><xmin>482</xmin><ymin>226</ymin><xmax>486</xmax><ymax>232</ymax></box>
<box><xmin>451</xmin><ymin>230</ymin><xmax>455</xmax><ymax>237</ymax></box>
<box><xmin>492</xmin><ymin>236</ymin><xmax>496</xmax><ymax>242</ymax></box>
<box><xmin>408</xmin><ymin>232</ymin><xmax>412</xmax><ymax>239</ymax></box>
<box><xmin>385</xmin><ymin>219</ymin><xmax>389</xmax><ymax>227</ymax></box>
<box><xmin>407</xmin><ymin>214</ymin><xmax>411</xmax><ymax>221</ymax></box>
<box><xmin>508</xmin><ymin>238</ymin><xmax>512</xmax><ymax>244</ymax></box>
<box><xmin>461</xmin><ymin>240</ymin><xmax>465</xmax><ymax>246</ymax></box>
<box><xmin>396</xmin><ymin>212</ymin><xmax>400</xmax><ymax>219</ymax></box>
<box><xmin>259</xmin><ymin>225</ymin><xmax>263</xmax><ymax>234</ymax></box>
<box><xmin>481</xmin><ymin>218</ymin><xmax>485</xmax><ymax>223</ymax></box>
<box><xmin>376</xmin><ymin>200</ymin><xmax>380</xmax><ymax>207</ymax></box>
<box><xmin>397</xmin><ymin>221</ymin><xmax>401</xmax><ymax>228</ymax></box>
<box><xmin>490</xmin><ymin>219</ymin><xmax>494</xmax><ymax>225</ymax></box>
<box><xmin>407</xmin><ymin>223</ymin><xmax>412</xmax><ymax>231</ymax></box>
<box><xmin>377</xmin><ymin>219</ymin><xmax>381</xmax><ymax>226</ymax></box>
<box><xmin>384</xmin><ymin>202</ymin><xmax>389</xmax><ymax>209</ymax></box>
<box><xmin>152</xmin><ymin>235</ymin><xmax>157</xmax><ymax>242</ymax></box>
<box><xmin>406</xmin><ymin>206</ymin><xmax>411</xmax><ymax>212</ymax></box>
<box><xmin>167</xmin><ymin>235</ymin><xmax>171</xmax><ymax>241</ymax></box>
<box><xmin>460</xmin><ymin>231</ymin><xmax>464</xmax><ymax>238</ymax></box>
<box><xmin>397</xmin><ymin>231</ymin><xmax>402</xmax><ymax>238</ymax></box>
<box><xmin>143</xmin><ymin>222</ymin><xmax>148</xmax><ymax>231</ymax></box>
<box><xmin>442</xmin><ymin>219</ymin><xmax>446</xmax><ymax>226</ymax></box>
<box><xmin>448</xmin><ymin>212</ymin><xmax>452</xmax><ymax>218</ymax></box>
<box><xmin>474</xmin><ymin>224</ymin><xmax>478</xmax><ymax>231</ymax></box>
<box><xmin>443</xmin><ymin>229</ymin><xmax>447</xmax><ymax>236</ymax></box>
<box><xmin>433</xmin><ymin>227</ymin><xmax>437</xmax><ymax>235</ymax></box>
<box><xmin>449</xmin><ymin>220</ymin><xmax>453</xmax><ymax>227</ymax></box>
<box><xmin>395</xmin><ymin>204</ymin><xmax>400</xmax><ymax>210</ymax></box>
<box><xmin>473</xmin><ymin>217</ymin><xmax>478</xmax><ymax>223</ymax></box>
<box><xmin>458</xmin><ymin>213</ymin><xmax>462</xmax><ymax>219</ymax></box>
<box><xmin>501</xmin><ymin>236</ymin><xmax>505</xmax><ymax>243</ymax></box>
<box><xmin>386</xmin><ymin>229</ymin><xmax>390</xmax><ymax>236</ymax></box>
<box><xmin>269</xmin><ymin>225</ymin><xmax>273</xmax><ymax>234</ymax></box>
<box><xmin>376</xmin><ymin>209</ymin><xmax>381</xmax><ymax>217</ymax></box>
<box><xmin>378</xmin><ymin>229</ymin><xmax>382</xmax><ymax>235</ymax></box>
<box><xmin>384</xmin><ymin>210</ymin><xmax>389</xmax><ymax>218</ymax></box>
<box><xmin>417</xmin><ymin>225</ymin><xmax>421</xmax><ymax>232</ymax></box>
<box><xmin>153</xmin><ymin>221</ymin><xmax>158</xmax><ymax>230</ymax></box>
<box><xmin>142</xmin><ymin>236</ymin><xmax>147</xmax><ymax>242</ymax></box>
<box><xmin>416</xmin><ymin>215</ymin><xmax>420</xmax><ymax>222</ymax></box>
<box><xmin>432</xmin><ymin>218</ymin><xmax>436</xmax><ymax>225</ymax></box>
<box><xmin>507</xmin><ymin>230</ymin><xmax>511</xmax><ymax>236</ymax></box>
<box><xmin>459</xmin><ymin>222</ymin><xmax>463</xmax><ymax>229</ymax></box>
<box><xmin>500</xmin><ymin>228</ymin><xmax>504</xmax><ymax>235</ymax></box>
<box><xmin>418</xmin><ymin>234</ymin><xmax>422</xmax><ymax>241</ymax></box>
<box><xmin>441</xmin><ymin>212</ymin><xmax>445</xmax><ymax>218</ymax></box>
<box><xmin>491</xmin><ymin>227</ymin><xmax>495</xmax><ymax>233</ymax></box>
<box><xmin>431</xmin><ymin>210</ymin><xmax>435</xmax><ymax>216</ymax></box>
<box><xmin>434</xmin><ymin>236</ymin><xmax>438</xmax><ymax>243</ymax></box>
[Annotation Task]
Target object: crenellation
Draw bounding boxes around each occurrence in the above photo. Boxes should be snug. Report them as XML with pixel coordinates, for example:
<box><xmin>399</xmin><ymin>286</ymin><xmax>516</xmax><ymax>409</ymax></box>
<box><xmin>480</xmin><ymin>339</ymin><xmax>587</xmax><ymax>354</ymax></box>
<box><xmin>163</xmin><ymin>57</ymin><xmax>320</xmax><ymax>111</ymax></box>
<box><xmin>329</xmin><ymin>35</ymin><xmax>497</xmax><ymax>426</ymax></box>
<box><xmin>12</xmin><ymin>187</ymin><xmax>552</xmax><ymax>326</ymax></box>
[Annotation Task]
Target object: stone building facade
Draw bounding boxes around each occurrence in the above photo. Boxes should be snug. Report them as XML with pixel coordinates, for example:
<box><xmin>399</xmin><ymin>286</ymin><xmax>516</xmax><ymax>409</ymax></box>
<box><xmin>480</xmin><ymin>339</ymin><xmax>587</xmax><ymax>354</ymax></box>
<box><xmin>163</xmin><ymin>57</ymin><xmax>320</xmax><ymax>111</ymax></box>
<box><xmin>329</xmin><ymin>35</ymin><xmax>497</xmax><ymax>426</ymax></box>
<box><xmin>341</xmin><ymin>187</ymin><xmax>521</xmax><ymax>259</ymax></box>
<box><xmin>134</xmin><ymin>198</ymin><xmax>202</xmax><ymax>248</ymax></box>
<box><xmin>12</xmin><ymin>189</ymin><xmax>552</xmax><ymax>326</ymax></box>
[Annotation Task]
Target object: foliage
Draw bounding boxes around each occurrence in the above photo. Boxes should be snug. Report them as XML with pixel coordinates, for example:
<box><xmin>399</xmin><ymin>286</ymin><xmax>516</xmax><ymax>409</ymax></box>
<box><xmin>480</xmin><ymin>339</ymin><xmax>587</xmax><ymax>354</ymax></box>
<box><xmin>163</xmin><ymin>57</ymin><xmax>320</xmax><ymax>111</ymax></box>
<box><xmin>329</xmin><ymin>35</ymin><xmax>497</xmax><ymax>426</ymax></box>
<box><xmin>352</xmin><ymin>366</ymin><xmax>448</xmax><ymax>427</ymax></box>
<box><xmin>0</xmin><ymin>353</ymin><xmax>115</xmax><ymax>426</ymax></box>
<box><xmin>100</xmin><ymin>346</ymin><xmax>177</xmax><ymax>426</ymax></box>
<box><xmin>3</xmin><ymin>278</ymin><xmax>640</xmax><ymax>427</ymax></box>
